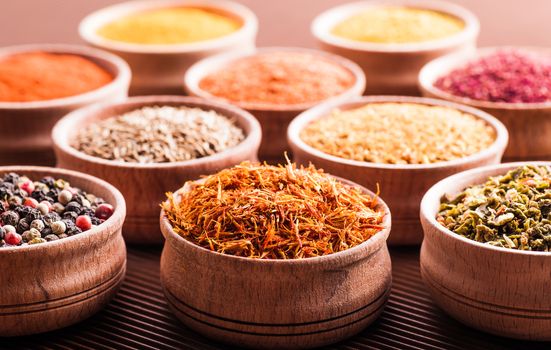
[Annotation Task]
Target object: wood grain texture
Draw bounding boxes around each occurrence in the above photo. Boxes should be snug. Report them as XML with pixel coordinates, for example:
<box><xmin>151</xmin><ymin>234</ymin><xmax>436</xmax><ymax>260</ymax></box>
<box><xmin>312</xmin><ymin>0</ymin><xmax>479</xmax><ymax>95</ymax></box>
<box><xmin>0</xmin><ymin>44</ymin><xmax>130</xmax><ymax>166</ymax></box>
<box><xmin>159</xmin><ymin>180</ymin><xmax>392</xmax><ymax>349</ymax></box>
<box><xmin>52</xmin><ymin>96</ymin><xmax>261</xmax><ymax>245</ymax></box>
<box><xmin>288</xmin><ymin>96</ymin><xmax>508</xmax><ymax>245</ymax></box>
<box><xmin>0</xmin><ymin>166</ymin><xmax>127</xmax><ymax>337</ymax></box>
<box><xmin>184</xmin><ymin>47</ymin><xmax>366</xmax><ymax>163</ymax></box>
<box><xmin>420</xmin><ymin>162</ymin><xmax>551</xmax><ymax>340</ymax></box>
<box><xmin>78</xmin><ymin>0</ymin><xmax>258</xmax><ymax>95</ymax></box>
<box><xmin>419</xmin><ymin>46</ymin><xmax>551</xmax><ymax>161</ymax></box>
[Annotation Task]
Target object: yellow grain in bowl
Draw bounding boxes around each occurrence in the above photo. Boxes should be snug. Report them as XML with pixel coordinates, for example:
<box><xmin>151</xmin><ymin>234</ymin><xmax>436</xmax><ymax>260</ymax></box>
<box><xmin>332</xmin><ymin>6</ymin><xmax>464</xmax><ymax>44</ymax></box>
<box><xmin>300</xmin><ymin>102</ymin><xmax>495</xmax><ymax>165</ymax></box>
<box><xmin>97</xmin><ymin>7</ymin><xmax>242</xmax><ymax>45</ymax></box>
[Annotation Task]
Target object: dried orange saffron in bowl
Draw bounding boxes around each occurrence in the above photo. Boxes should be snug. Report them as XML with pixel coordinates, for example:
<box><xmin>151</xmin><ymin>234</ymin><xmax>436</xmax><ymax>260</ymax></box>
<box><xmin>162</xmin><ymin>161</ymin><xmax>385</xmax><ymax>259</ymax></box>
<box><xmin>198</xmin><ymin>52</ymin><xmax>355</xmax><ymax>108</ymax></box>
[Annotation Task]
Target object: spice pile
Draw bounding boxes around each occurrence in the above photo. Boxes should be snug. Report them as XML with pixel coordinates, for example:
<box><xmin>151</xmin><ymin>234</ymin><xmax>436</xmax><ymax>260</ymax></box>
<box><xmin>73</xmin><ymin>106</ymin><xmax>244</xmax><ymax>163</ymax></box>
<box><xmin>98</xmin><ymin>7</ymin><xmax>241</xmax><ymax>44</ymax></box>
<box><xmin>332</xmin><ymin>6</ymin><xmax>464</xmax><ymax>44</ymax></box>
<box><xmin>162</xmin><ymin>161</ymin><xmax>385</xmax><ymax>259</ymax></box>
<box><xmin>300</xmin><ymin>102</ymin><xmax>495</xmax><ymax>164</ymax></box>
<box><xmin>199</xmin><ymin>51</ymin><xmax>355</xmax><ymax>107</ymax></box>
<box><xmin>437</xmin><ymin>165</ymin><xmax>551</xmax><ymax>251</ymax></box>
<box><xmin>435</xmin><ymin>50</ymin><xmax>551</xmax><ymax>103</ymax></box>
<box><xmin>0</xmin><ymin>173</ymin><xmax>114</xmax><ymax>247</ymax></box>
<box><xmin>0</xmin><ymin>52</ymin><xmax>112</xmax><ymax>102</ymax></box>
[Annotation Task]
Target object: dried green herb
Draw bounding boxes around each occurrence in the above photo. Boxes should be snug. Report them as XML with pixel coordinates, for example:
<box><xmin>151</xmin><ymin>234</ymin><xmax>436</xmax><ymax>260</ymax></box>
<box><xmin>437</xmin><ymin>165</ymin><xmax>551</xmax><ymax>251</ymax></box>
<box><xmin>162</xmin><ymin>160</ymin><xmax>385</xmax><ymax>259</ymax></box>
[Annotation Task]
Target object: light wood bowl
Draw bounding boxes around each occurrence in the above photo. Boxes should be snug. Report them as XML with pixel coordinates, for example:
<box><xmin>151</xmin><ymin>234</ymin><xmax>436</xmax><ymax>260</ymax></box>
<box><xmin>159</xmin><ymin>177</ymin><xmax>391</xmax><ymax>349</ymax></box>
<box><xmin>52</xmin><ymin>96</ymin><xmax>261</xmax><ymax>245</ymax></box>
<box><xmin>0</xmin><ymin>166</ymin><xmax>126</xmax><ymax>337</ymax></box>
<box><xmin>0</xmin><ymin>44</ymin><xmax>130</xmax><ymax>166</ymax></box>
<box><xmin>419</xmin><ymin>46</ymin><xmax>551</xmax><ymax>162</ymax></box>
<box><xmin>288</xmin><ymin>96</ymin><xmax>508</xmax><ymax>245</ymax></box>
<box><xmin>312</xmin><ymin>0</ymin><xmax>479</xmax><ymax>95</ymax></box>
<box><xmin>79</xmin><ymin>0</ymin><xmax>258</xmax><ymax>95</ymax></box>
<box><xmin>184</xmin><ymin>47</ymin><xmax>366</xmax><ymax>163</ymax></box>
<box><xmin>420</xmin><ymin>161</ymin><xmax>551</xmax><ymax>340</ymax></box>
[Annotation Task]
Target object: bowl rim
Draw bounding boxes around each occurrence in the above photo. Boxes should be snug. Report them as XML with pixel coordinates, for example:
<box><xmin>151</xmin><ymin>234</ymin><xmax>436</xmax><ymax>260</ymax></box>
<box><xmin>0</xmin><ymin>166</ymin><xmax>126</xmax><ymax>253</ymax></box>
<box><xmin>0</xmin><ymin>44</ymin><xmax>131</xmax><ymax>110</ymax></box>
<box><xmin>160</xmin><ymin>175</ymin><xmax>391</xmax><ymax>265</ymax></box>
<box><xmin>287</xmin><ymin>95</ymin><xmax>509</xmax><ymax>170</ymax></box>
<box><xmin>78</xmin><ymin>0</ymin><xmax>258</xmax><ymax>54</ymax></box>
<box><xmin>311</xmin><ymin>0</ymin><xmax>479</xmax><ymax>53</ymax></box>
<box><xmin>51</xmin><ymin>95</ymin><xmax>262</xmax><ymax>169</ymax></box>
<box><xmin>421</xmin><ymin>161</ymin><xmax>551</xmax><ymax>257</ymax></box>
<box><xmin>419</xmin><ymin>46</ymin><xmax>551</xmax><ymax>110</ymax></box>
<box><xmin>183</xmin><ymin>46</ymin><xmax>367</xmax><ymax>112</ymax></box>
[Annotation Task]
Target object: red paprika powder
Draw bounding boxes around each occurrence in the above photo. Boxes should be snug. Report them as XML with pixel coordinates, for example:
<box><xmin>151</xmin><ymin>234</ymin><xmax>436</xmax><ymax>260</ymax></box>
<box><xmin>199</xmin><ymin>51</ymin><xmax>355</xmax><ymax>107</ymax></box>
<box><xmin>0</xmin><ymin>52</ymin><xmax>113</xmax><ymax>102</ymax></box>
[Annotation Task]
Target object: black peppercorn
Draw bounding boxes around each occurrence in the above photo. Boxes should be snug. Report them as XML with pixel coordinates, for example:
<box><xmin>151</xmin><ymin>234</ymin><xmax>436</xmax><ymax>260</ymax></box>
<box><xmin>65</xmin><ymin>201</ymin><xmax>81</xmax><ymax>213</ymax></box>
<box><xmin>91</xmin><ymin>217</ymin><xmax>101</xmax><ymax>226</ymax></box>
<box><xmin>1</xmin><ymin>211</ymin><xmax>19</xmax><ymax>226</ymax></box>
<box><xmin>40</xmin><ymin>176</ymin><xmax>55</xmax><ymax>187</ymax></box>
<box><xmin>17</xmin><ymin>219</ymin><xmax>29</xmax><ymax>233</ymax></box>
<box><xmin>31</xmin><ymin>189</ymin><xmax>48</xmax><ymax>202</ymax></box>
<box><xmin>41</xmin><ymin>227</ymin><xmax>53</xmax><ymax>238</ymax></box>
<box><xmin>43</xmin><ymin>212</ymin><xmax>61</xmax><ymax>225</ymax></box>
<box><xmin>25</xmin><ymin>208</ymin><xmax>41</xmax><ymax>222</ymax></box>
<box><xmin>80</xmin><ymin>207</ymin><xmax>95</xmax><ymax>217</ymax></box>
<box><xmin>63</xmin><ymin>211</ymin><xmax>78</xmax><ymax>221</ymax></box>
<box><xmin>0</xmin><ymin>226</ymin><xmax>4</xmax><ymax>240</ymax></box>
<box><xmin>3</xmin><ymin>172</ymin><xmax>19</xmax><ymax>184</ymax></box>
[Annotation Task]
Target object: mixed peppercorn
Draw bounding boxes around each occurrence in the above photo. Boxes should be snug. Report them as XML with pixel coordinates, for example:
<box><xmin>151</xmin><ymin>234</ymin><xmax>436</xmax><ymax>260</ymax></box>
<box><xmin>0</xmin><ymin>173</ymin><xmax>114</xmax><ymax>247</ymax></box>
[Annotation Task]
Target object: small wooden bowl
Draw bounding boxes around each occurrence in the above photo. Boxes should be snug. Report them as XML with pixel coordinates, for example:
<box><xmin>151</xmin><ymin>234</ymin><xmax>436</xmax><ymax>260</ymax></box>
<box><xmin>184</xmin><ymin>47</ymin><xmax>366</xmax><ymax>163</ymax></box>
<box><xmin>0</xmin><ymin>166</ymin><xmax>126</xmax><ymax>337</ymax></box>
<box><xmin>0</xmin><ymin>44</ymin><xmax>130</xmax><ymax>166</ymax></box>
<box><xmin>160</xmin><ymin>178</ymin><xmax>391</xmax><ymax>349</ymax></box>
<box><xmin>312</xmin><ymin>0</ymin><xmax>479</xmax><ymax>95</ymax></box>
<box><xmin>419</xmin><ymin>46</ymin><xmax>551</xmax><ymax>161</ymax></box>
<box><xmin>79</xmin><ymin>0</ymin><xmax>258</xmax><ymax>95</ymax></box>
<box><xmin>52</xmin><ymin>96</ymin><xmax>261</xmax><ymax>245</ymax></box>
<box><xmin>420</xmin><ymin>162</ymin><xmax>551</xmax><ymax>340</ymax></box>
<box><xmin>288</xmin><ymin>96</ymin><xmax>508</xmax><ymax>245</ymax></box>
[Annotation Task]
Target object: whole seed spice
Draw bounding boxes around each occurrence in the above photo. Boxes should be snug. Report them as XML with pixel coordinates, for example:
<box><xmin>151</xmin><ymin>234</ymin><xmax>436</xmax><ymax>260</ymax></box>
<box><xmin>435</xmin><ymin>50</ymin><xmax>551</xmax><ymax>103</ymax></box>
<box><xmin>332</xmin><ymin>6</ymin><xmax>464</xmax><ymax>44</ymax></box>
<box><xmin>162</xmin><ymin>161</ymin><xmax>385</xmax><ymax>259</ymax></box>
<box><xmin>73</xmin><ymin>106</ymin><xmax>244</xmax><ymax>163</ymax></box>
<box><xmin>199</xmin><ymin>52</ymin><xmax>355</xmax><ymax>107</ymax></box>
<box><xmin>300</xmin><ymin>102</ymin><xmax>495</xmax><ymax>164</ymax></box>
<box><xmin>437</xmin><ymin>165</ymin><xmax>551</xmax><ymax>251</ymax></box>
<box><xmin>0</xmin><ymin>52</ymin><xmax>112</xmax><ymax>102</ymax></box>
<box><xmin>0</xmin><ymin>173</ymin><xmax>114</xmax><ymax>247</ymax></box>
<box><xmin>97</xmin><ymin>7</ymin><xmax>241</xmax><ymax>45</ymax></box>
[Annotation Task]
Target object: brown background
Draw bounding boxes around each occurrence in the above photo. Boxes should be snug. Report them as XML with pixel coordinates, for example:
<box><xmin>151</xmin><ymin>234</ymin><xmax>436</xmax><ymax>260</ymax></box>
<box><xmin>1</xmin><ymin>0</ymin><xmax>550</xmax><ymax>47</ymax></box>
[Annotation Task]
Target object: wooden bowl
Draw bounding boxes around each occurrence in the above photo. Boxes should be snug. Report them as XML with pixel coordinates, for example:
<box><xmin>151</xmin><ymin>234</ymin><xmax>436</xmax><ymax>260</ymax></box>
<box><xmin>0</xmin><ymin>166</ymin><xmax>126</xmax><ymax>337</ymax></box>
<box><xmin>79</xmin><ymin>0</ymin><xmax>258</xmax><ymax>95</ymax></box>
<box><xmin>420</xmin><ymin>162</ymin><xmax>551</xmax><ymax>340</ymax></box>
<box><xmin>288</xmin><ymin>96</ymin><xmax>508</xmax><ymax>245</ymax></box>
<box><xmin>52</xmin><ymin>96</ymin><xmax>261</xmax><ymax>245</ymax></box>
<box><xmin>312</xmin><ymin>0</ymin><xmax>479</xmax><ymax>95</ymax></box>
<box><xmin>159</xmin><ymin>178</ymin><xmax>392</xmax><ymax>349</ymax></box>
<box><xmin>419</xmin><ymin>46</ymin><xmax>551</xmax><ymax>162</ymax></box>
<box><xmin>0</xmin><ymin>44</ymin><xmax>130</xmax><ymax>166</ymax></box>
<box><xmin>184</xmin><ymin>47</ymin><xmax>366</xmax><ymax>163</ymax></box>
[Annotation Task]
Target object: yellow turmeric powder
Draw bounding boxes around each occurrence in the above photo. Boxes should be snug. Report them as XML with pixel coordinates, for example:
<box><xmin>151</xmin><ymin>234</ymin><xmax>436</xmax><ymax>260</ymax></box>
<box><xmin>332</xmin><ymin>6</ymin><xmax>464</xmax><ymax>44</ymax></box>
<box><xmin>98</xmin><ymin>7</ymin><xmax>242</xmax><ymax>45</ymax></box>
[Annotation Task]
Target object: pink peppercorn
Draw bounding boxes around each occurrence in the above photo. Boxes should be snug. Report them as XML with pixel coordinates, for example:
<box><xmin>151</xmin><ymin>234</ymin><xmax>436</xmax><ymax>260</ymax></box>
<box><xmin>76</xmin><ymin>215</ymin><xmax>92</xmax><ymax>231</ymax></box>
<box><xmin>435</xmin><ymin>50</ymin><xmax>551</xmax><ymax>103</ymax></box>
<box><xmin>23</xmin><ymin>197</ymin><xmax>38</xmax><ymax>208</ymax></box>
<box><xmin>95</xmin><ymin>203</ymin><xmax>114</xmax><ymax>220</ymax></box>
<box><xmin>19</xmin><ymin>180</ymin><xmax>35</xmax><ymax>195</ymax></box>
<box><xmin>4</xmin><ymin>231</ymin><xmax>22</xmax><ymax>245</ymax></box>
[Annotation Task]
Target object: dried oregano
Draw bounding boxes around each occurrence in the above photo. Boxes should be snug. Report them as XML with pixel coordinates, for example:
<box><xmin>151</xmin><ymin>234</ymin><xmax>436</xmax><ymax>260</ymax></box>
<box><xmin>437</xmin><ymin>165</ymin><xmax>551</xmax><ymax>251</ymax></box>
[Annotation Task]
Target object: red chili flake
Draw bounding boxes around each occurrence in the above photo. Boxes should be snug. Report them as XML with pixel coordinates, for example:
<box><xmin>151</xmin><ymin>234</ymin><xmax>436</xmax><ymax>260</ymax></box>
<box><xmin>435</xmin><ymin>50</ymin><xmax>551</xmax><ymax>103</ymax></box>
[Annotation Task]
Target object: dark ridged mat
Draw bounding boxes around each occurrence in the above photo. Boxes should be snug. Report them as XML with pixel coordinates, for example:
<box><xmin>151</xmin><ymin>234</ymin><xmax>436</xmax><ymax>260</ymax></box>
<box><xmin>5</xmin><ymin>247</ymin><xmax>550</xmax><ymax>350</ymax></box>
